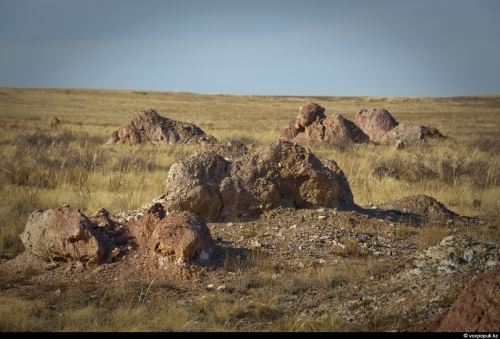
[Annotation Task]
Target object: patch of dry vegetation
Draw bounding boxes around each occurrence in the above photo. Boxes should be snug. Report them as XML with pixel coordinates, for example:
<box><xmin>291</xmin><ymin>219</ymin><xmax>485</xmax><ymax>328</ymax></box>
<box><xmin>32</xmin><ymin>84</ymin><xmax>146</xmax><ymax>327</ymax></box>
<box><xmin>0</xmin><ymin>88</ymin><xmax>499</xmax><ymax>332</ymax></box>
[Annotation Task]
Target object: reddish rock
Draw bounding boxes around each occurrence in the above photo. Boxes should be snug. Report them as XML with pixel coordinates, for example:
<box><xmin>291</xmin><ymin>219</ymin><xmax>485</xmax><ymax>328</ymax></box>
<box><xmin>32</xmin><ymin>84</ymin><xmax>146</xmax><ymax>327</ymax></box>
<box><xmin>297</xmin><ymin>103</ymin><xmax>326</xmax><ymax>128</ymax></box>
<box><xmin>148</xmin><ymin>211</ymin><xmax>214</xmax><ymax>265</ymax></box>
<box><xmin>435</xmin><ymin>266</ymin><xmax>500</xmax><ymax>332</ymax></box>
<box><xmin>354</xmin><ymin>108</ymin><xmax>399</xmax><ymax>142</ymax></box>
<box><xmin>280</xmin><ymin>103</ymin><xmax>369</xmax><ymax>147</ymax></box>
<box><xmin>20</xmin><ymin>207</ymin><xmax>106</xmax><ymax>263</ymax></box>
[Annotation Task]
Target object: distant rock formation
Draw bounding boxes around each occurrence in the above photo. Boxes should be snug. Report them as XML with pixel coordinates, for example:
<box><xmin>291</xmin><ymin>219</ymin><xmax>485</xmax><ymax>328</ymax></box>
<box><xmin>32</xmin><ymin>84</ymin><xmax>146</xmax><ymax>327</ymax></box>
<box><xmin>280</xmin><ymin>103</ymin><xmax>369</xmax><ymax>147</ymax></box>
<box><xmin>107</xmin><ymin>108</ymin><xmax>216</xmax><ymax>145</ymax></box>
<box><xmin>354</xmin><ymin>108</ymin><xmax>399</xmax><ymax>142</ymax></box>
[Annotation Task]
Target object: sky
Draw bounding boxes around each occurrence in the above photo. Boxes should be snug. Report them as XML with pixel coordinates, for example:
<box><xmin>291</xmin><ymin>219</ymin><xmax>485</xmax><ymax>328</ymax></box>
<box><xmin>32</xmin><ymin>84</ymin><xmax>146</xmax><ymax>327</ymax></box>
<box><xmin>1</xmin><ymin>0</ymin><xmax>500</xmax><ymax>97</ymax></box>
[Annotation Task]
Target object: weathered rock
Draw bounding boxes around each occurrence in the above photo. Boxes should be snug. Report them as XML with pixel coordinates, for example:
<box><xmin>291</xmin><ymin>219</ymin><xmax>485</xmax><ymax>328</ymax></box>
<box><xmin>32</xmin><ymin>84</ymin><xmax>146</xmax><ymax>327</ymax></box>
<box><xmin>297</xmin><ymin>103</ymin><xmax>326</xmax><ymax>128</ymax></box>
<box><xmin>109</xmin><ymin>108</ymin><xmax>216</xmax><ymax>145</ymax></box>
<box><xmin>378</xmin><ymin>195</ymin><xmax>459</xmax><ymax>222</ymax></box>
<box><xmin>129</xmin><ymin>208</ymin><xmax>213</xmax><ymax>265</ymax></box>
<box><xmin>380</xmin><ymin>123</ymin><xmax>444</xmax><ymax>146</ymax></box>
<box><xmin>164</xmin><ymin>140</ymin><xmax>355</xmax><ymax>221</ymax></box>
<box><xmin>20</xmin><ymin>207</ymin><xmax>106</xmax><ymax>263</ymax></box>
<box><xmin>354</xmin><ymin>108</ymin><xmax>399</xmax><ymax>142</ymax></box>
<box><xmin>435</xmin><ymin>266</ymin><xmax>500</xmax><ymax>332</ymax></box>
<box><xmin>280</xmin><ymin>104</ymin><xmax>369</xmax><ymax>148</ymax></box>
<box><xmin>293</xmin><ymin>114</ymin><xmax>370</xmax><ymax>147</ymax></box>
<box><xmin>165</xmin><ymin>151</ymin><xmax>230</xmax><ymax>221</ymax></box>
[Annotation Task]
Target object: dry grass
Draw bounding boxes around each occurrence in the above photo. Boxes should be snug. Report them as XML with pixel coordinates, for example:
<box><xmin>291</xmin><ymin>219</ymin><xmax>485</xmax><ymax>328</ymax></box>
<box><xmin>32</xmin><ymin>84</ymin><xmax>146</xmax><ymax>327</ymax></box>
<box><xmin>1</xmin><ymin>88</ymin><xmax>498</xmax><ymax>257</ymax></box>
<box><xmin>415</xmin><ymin>227</ymin><xmax>451</xmax><ymax>249</ymax></box>
<box><xmin>0</xmin><ymin>88</ymin><xmax>499</xmax><ymax>331</ymax></box>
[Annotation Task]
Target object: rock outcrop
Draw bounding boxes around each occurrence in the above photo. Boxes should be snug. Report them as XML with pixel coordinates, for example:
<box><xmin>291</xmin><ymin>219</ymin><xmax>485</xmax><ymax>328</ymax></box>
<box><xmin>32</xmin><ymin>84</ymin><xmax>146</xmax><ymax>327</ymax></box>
<box><xmin>380</xmin><ymin>123</ymin><xmax>444</xmax><ymax>147</ymax></box>
<box><xmin>164</xmin><ymin>140</ymin><xmax>355</xmax><ymax>221</ymax></box>
<box><xmin>108</xmin><ymin>108</ymin><xmax>216</xmax><ymax>145</ymax></box>
<box><xmin>280</xmin><ymin>103</ymin><xmax>369</xmax><ymax>147</ymax></box>
<box><xmin>354</xmin><ymin>108</ymin><xmax>399</xmax><ymax>142</ymax></box>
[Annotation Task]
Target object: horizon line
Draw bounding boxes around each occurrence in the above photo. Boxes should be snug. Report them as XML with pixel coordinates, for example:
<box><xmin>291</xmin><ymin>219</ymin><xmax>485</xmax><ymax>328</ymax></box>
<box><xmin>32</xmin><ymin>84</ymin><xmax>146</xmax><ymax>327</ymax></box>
<box><xmin>2</xmin><ymin>86</ymin><xmax>500</xmax><ymax>100</ymax></box>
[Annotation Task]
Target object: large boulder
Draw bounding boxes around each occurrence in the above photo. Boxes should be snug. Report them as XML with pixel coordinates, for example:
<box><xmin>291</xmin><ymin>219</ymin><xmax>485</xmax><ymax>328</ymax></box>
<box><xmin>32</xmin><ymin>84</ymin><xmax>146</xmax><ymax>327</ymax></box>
<box><xmin>109</xmin><ymin>108</ymin><xmax>216</xmax><ymax>145</ymax></box>
<box><xmin>20</xmin><ymin>207</ymin><xmax>107</xmax><ymax>263</ymax></box>
<box><xmin>164</xmin><ymin>140</ymin><xmax>355</xmax><ymax>221</ymax></box>
<box><xmin>380</xmin><ymin>123</ymin><xmax>444</xmax><ymax>147</ymax></box>
<box><xmin>280</xmin><ymin>104</ymin><xmax>369</xmax><ymax>147</ymax></box>
<box><xmin>435</xmin><ymin>266</ymin><xmax>500</xmax><ymax>332</ymax></box>
<box><xmin>354</xmin><ymin>108</ymin><xmax>399</xmax><ymax>142</ymax></box>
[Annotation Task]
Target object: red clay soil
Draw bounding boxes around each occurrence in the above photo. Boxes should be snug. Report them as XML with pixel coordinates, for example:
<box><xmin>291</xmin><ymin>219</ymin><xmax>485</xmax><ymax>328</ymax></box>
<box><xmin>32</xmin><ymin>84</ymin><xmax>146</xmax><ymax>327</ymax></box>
<box><xmin>434</xmin><ymin>266</ymin><xmax>500</xmax><ymax>332</ymax></box>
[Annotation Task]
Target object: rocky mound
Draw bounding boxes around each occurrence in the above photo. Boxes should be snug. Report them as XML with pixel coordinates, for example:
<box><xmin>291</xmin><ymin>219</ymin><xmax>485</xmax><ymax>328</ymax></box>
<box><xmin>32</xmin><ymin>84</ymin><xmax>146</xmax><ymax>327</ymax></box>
<box><xmin>377</xmin><ymin>195</ymin><xmax>459</xmax><ymax>222</ymax></box>
<box><xmin>354</xmin><ymin>108</ymin><xmax>399</xmax><ymax>142</ymax></box>
<box><xmin>435</xmin><ymin>266</ymin><xmax>500</xmax><ymax>332</ymax></box>
<box><xmin>380</xmin><ymin>123</ymin><xmax>444</xmax><ymax>147</ymax></box>
<box><xmin>164</xmin><ymin>140</ymin><xmax>354</xmax><ymax>222</ymax></box>
<box><xmin>107</xmin><ymin>108</ymin><xmax>216</xmax><ymax>145</ymax></box>
<box><xmin>280</xmin><ymin>103</ymin><xmax>369</xmax><ymax>147</ymax></box>
<box><xmin>19</xmin><ymin>203</ymin><xmax>214</xmax><ymax>269</ymax></box>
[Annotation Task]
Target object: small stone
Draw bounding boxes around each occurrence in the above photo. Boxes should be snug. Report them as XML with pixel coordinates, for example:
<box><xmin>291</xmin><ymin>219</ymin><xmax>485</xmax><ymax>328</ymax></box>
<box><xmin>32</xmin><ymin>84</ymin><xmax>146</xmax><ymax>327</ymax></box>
<box><xmin>199</xmin><ymin>250</ymin><xmax>210</xmax><ymax>262</ymax></box>
<box><xmin>485</xmin><ymin>260</ymin><xmax>497</xmax><ymax>267</ymax></box>
<box><xmin>47</xmin><ymin>262</ymin><xmax>59</xmax><ymax>270</ymax></box>
<box><xmin>55</xmin><ymin>288</ymin><xmax>62</xmax><ymax>295</ymax></box>
<box><xmin>409</xmin><ymin>268</ymin><xmax>421</xmax><ymax>275</ymax></box>
<box><xmin>318</xmin><ymin>215</ymin><xmax>328</xmax><ymax>220</ymax></box>
<box><xmin>440</xmin><ymin>236</ymin><xmax>456</xmax><ymax>246</ymax></box>
<box><xmin>463</xmin><ymin>249</ymin><xmax>474</xmax><ymax>262</ymax></box>
<box><xmin>216</xmin><ymin>285</ymin><xmax>226</xmax><ymax>291</ymax></box>
<box><xmin>318</xmin><ymin>258</ymin><xmax>326</xmax><ymax>264</ymax></box>
<box><xmin>289</xmin><ymin>224</ymin><xmax>297</xmax><ymax>230</ymax></box>
<box><xmin>250</xmin><ymin>240</ymin><xmax>262</xmax><ymax>248</ymax></box>
<box><xmin>371</xmin><ymin>205</ymin><xmax>378</xmax><ymax>210</ymax></box>
<box><xmin>206</xmin><ymin>284</ymin><xmax>214</xmax><ymax>290</ymax></box>
<box><xmin>227</xmin><ymin>222</ymin><xmax>234</xmax><ymax>227</ymax></box>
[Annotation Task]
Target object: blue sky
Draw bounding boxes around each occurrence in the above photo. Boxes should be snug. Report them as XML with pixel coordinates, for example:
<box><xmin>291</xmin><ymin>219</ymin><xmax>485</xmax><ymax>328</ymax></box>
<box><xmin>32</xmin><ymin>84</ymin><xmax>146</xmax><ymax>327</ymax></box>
<box><xmin>1</xmin><ymin>0</ymin><xmax>500</xmax><ymax>96</ymax></box>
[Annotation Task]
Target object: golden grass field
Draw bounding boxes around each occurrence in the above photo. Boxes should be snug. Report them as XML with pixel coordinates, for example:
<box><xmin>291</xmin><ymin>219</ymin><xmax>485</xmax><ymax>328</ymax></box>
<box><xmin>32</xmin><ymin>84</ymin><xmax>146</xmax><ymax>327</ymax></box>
<box><xmin>0</xmin><ymin>87</ymin><xmax>499</xmax><ymax>331</ymax></box>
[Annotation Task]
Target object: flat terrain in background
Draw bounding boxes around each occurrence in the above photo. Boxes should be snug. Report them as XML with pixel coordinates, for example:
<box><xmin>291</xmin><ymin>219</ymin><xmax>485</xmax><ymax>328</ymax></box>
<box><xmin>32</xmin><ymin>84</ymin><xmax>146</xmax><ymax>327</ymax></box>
<box><xmin>0</xmin><ymin>88</ymin><xmax>499</xmax><ymax>331</ymax></box>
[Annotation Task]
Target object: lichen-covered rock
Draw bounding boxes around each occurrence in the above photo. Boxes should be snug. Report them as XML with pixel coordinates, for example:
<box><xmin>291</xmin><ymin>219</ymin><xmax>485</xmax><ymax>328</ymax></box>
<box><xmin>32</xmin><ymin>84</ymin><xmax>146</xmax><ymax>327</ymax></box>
<box><xmin>164</xmin><ymin>140</ymin><xmax>355</xmax><ymax>221</ymax></box>
<box><xmin>109</xmin><ymin>108</ymin><xmax>216</xmax><ymax>145</ymax></box>
<box><xmin>354</xmin><ymin>108</ymin><xmax>399</xmax><ymax>142</ymax></box>
<box><xmin>380</xmin><ymin>123</ymin><xmax>444</xmax><ymax>146</ymax></box>
<box><xmin>20</xmin><ymin>207</ymin><xmax>105</xmax><ymax>263</ymax></box>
